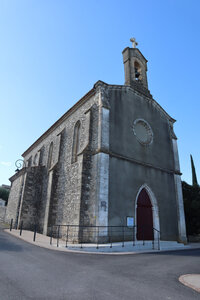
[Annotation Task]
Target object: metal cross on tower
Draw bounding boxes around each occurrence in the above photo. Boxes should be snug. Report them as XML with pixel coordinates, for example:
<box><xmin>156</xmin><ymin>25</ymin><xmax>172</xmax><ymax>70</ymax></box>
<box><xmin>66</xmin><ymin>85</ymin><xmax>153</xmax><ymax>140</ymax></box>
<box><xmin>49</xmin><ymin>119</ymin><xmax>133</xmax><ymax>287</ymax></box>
<box><xmin>130</xmin><ymin>37</ymin><xmax>138</xmax><ymax>48</ymax></box>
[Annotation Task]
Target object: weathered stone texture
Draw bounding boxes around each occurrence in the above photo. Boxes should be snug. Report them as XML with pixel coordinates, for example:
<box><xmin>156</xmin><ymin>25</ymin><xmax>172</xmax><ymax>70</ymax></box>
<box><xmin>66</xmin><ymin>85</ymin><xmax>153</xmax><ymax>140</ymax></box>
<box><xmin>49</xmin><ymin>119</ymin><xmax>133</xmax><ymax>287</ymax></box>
<box><xmin>0</xmin><ymin>207</ymin><xmax>6</xmax><ymax>222</ymax></box>
<box><xmin>5</xmin><ymin>172</ymin><xmax>24</xmax><ymax>226</ymax></box>
<box><xmin>19</xmin><ymin>166</ymin><xmax>44</xmax><ymax>231</ymax></box>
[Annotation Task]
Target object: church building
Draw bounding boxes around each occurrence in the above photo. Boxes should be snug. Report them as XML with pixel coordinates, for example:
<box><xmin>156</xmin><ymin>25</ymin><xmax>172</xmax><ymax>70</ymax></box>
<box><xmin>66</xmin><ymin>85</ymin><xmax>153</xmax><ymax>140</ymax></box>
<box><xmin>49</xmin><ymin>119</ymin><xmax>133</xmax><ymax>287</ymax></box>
<box><xmin>6</xmin><ymin>39</ymin><xmax>187</xmax><ymax>244</ymax></box>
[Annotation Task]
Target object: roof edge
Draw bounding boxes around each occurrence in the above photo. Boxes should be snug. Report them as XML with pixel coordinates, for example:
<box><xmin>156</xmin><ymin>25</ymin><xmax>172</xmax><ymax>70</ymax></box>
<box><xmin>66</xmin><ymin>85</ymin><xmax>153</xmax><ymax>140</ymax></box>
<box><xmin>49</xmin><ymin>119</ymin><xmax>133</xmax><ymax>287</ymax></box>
<box><xmin>22</xmin><ymin>81</ymin><xmax>175</xmax><ymax>157</ymax></box>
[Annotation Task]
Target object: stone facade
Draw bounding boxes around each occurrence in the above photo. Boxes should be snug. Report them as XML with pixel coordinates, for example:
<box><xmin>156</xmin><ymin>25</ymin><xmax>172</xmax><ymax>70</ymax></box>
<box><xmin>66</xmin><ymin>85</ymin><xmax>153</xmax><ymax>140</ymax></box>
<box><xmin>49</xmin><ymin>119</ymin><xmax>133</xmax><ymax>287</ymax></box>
<box><xmin>6</xmin><ymin>43</ymin><xmax>187</xmax><ymax>243</ymax></box>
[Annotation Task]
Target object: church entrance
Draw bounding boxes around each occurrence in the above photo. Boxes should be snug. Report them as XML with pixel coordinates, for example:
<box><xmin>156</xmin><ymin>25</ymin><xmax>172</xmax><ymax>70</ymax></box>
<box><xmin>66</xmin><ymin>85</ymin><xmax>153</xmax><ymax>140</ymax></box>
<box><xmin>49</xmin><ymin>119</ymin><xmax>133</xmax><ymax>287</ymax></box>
<box><xmin>136</xmin><ymin>188</ymin><xmax>154</xmax><ymax>240</ymax></box>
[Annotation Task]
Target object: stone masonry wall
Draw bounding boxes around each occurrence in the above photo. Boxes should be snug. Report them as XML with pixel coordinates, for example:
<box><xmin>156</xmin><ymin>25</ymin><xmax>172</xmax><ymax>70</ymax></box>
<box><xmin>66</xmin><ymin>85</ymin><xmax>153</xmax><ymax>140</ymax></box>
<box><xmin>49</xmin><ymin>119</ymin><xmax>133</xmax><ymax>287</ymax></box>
<box><xmin>79</xmin><ymin>84</ymin><xmax>110</xmax><ymax>242</ymax></box>
<box><xmin>47</xmin><ymin>129</ymin><xmax>67</xmax><ymax>235</ymax></box>
<box><xmin>5</xmin><ymin>171</ymin><xmax>24</xmax><ymax>226</ymax></box>
<box><xmin>19</xmin><ymin>166</ymin><xmax>44</xmax><ymax>232</ymax></box>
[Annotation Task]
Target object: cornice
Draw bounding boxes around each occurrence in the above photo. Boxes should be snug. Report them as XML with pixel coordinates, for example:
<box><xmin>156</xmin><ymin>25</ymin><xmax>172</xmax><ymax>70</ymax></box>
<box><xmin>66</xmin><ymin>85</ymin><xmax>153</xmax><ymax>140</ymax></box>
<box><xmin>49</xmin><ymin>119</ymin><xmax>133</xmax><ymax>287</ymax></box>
<box><xmin>122</xmin><ymin>47</ymin><xmax>148</xmax><ymax>63</ymax></box>
<box><xmin>92</xmin><ymin>149</ymin><xmax>181</xmax><ymax>175</ymax></box>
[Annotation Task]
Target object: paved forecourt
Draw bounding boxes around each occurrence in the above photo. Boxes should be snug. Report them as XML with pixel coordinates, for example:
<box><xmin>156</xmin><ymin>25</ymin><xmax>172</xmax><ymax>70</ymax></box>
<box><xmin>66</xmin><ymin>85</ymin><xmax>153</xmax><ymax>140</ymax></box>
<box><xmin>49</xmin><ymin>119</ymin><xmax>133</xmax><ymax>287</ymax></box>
<box><xmin>1</xmin><ymin>228</ymin><xmax>200</xmax><ymax>300</ymax></box>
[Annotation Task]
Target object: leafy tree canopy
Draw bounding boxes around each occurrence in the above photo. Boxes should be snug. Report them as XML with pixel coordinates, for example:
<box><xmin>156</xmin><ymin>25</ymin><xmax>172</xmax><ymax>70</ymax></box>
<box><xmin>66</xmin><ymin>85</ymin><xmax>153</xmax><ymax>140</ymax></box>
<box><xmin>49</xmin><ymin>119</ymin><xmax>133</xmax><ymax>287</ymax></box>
<box><xmin>0</xmin><ymin>187</ymin><xmax>9</xmax><ymax>205</ymax></box>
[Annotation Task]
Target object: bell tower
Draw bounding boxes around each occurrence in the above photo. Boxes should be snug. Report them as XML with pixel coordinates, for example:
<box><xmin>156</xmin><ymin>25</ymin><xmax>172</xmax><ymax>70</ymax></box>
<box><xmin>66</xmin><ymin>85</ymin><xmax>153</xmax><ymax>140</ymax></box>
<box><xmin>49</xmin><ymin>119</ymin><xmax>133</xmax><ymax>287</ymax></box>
<box><xmin>122</xmin><ymin>38</ymin><xmax>150</xmax><ymax>96</ymax></box>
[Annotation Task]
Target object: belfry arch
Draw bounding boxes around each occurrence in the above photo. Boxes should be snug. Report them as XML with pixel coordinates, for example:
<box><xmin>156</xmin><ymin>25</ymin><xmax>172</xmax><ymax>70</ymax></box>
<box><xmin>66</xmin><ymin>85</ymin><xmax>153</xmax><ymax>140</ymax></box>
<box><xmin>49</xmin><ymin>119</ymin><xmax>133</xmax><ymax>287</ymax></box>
<box><xmin>135</xmin><ymin>184</ymin><xmax>160</xmax><ymax>240</ymax></box>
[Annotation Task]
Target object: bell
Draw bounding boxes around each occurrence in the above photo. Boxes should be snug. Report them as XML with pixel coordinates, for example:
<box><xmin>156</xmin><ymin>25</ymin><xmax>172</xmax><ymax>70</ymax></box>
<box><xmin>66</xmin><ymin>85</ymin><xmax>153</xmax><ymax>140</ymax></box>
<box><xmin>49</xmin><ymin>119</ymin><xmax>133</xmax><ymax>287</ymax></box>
<box><xmin>135</xmin><ymin>70</ymin><xmax>140</xmax><ymax>78</ymax></box>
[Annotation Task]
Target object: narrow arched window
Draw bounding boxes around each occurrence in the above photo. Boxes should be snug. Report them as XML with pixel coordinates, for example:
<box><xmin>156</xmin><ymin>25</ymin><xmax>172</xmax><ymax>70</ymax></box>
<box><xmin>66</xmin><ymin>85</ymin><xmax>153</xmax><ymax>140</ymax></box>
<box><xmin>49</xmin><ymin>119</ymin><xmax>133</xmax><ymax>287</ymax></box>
<box><xmin>47</xmin><ymin>142</ymin><xmax>53</xmax><ymax>169</ymax></box>
<box><xmin>72</xmin><ymin>121</ymin><xmax>81</xmax><ymax>163</ymax></box>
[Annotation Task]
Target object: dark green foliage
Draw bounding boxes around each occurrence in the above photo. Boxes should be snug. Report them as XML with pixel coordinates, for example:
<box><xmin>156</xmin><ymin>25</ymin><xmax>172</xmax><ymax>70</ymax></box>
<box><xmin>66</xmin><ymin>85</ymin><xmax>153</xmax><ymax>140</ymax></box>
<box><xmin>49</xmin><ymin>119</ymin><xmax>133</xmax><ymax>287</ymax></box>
<box><xmin>182</xmin><ymin>181</ymin><xmax>200</xmax><ymax>235</ymax></box>
<box><xmin>0</xmin><ymin>187</ymin><xmax>9</xmax><ymax>205</ymax></box>
<box><xmin>190</xmin><ymin>154</ymin><xmax>198</xmax><ymax>186</ymax></box>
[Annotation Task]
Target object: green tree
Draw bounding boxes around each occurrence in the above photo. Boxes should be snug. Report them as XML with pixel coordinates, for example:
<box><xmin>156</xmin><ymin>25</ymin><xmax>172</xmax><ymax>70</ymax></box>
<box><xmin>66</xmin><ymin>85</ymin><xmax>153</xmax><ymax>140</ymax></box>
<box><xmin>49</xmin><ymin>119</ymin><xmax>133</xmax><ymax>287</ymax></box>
<box><xmin>182</xmin><ymin>181</ymin><xmax>200</xmax><ymax>235</ymax></box>
<box><xmin>0</xmin><ymin>187</ymin><xmax>9</xmax><ymax>205</ymax></box>
<box><xmin>190</xmin><ymin>154</ymin><xmax>198</xmax><ymax>186</ymax></box>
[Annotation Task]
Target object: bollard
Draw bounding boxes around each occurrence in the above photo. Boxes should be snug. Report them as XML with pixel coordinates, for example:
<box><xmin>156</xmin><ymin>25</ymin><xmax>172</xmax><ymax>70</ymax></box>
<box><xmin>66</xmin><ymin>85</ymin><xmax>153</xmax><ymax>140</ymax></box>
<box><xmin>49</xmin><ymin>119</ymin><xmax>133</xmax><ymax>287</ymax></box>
<box><xmin>33</xmin><ymin>225</ymin><xmax>37</xmax><ymax>242</ymax></box>
<box><xmin>10</xmin><ymin>219</ymin><xmax>13</xmax><ymax>232</ymax></box>
<box><xmin>20</xmin><ymin>221</ymin><xmax>23</xmax><ymax>236</ymax></box>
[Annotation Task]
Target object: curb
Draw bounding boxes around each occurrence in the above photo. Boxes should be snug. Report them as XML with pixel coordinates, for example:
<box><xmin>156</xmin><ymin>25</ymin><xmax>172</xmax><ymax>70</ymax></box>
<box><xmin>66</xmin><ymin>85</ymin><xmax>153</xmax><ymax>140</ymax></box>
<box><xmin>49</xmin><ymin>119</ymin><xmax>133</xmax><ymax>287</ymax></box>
<box><xmin>179</xmin><ymin>274</ymin><xmax>200</xmax><ymax>293</ymax></box>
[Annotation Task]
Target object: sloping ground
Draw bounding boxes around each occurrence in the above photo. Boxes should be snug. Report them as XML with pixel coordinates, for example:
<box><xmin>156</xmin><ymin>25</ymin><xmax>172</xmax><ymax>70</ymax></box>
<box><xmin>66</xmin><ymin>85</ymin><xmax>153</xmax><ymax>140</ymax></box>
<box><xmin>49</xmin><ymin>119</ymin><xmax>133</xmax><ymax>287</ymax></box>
<box><xmin>5</xmin><ymin>229</ymin><xmax>200</xmax><ymax>254</ymax></box>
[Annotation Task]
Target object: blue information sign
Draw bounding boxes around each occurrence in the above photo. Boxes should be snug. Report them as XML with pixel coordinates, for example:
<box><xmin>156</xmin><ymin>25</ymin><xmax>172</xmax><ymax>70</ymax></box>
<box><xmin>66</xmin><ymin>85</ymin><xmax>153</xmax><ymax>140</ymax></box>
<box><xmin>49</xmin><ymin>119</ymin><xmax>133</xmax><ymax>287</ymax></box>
<box><xmin>127</xmin><ymin>217</ymin><xmax>134</xmax><ymax>227</ymax></box>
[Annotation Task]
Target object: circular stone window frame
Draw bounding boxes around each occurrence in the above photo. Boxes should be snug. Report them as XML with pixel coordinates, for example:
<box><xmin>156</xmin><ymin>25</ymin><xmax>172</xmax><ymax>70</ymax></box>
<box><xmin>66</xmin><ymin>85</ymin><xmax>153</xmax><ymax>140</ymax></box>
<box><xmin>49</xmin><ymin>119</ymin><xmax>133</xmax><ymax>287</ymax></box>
<box><xmin>133</xmin><ymin>118</ymin><xmax>153</xmax><ymax>146</ymax></box>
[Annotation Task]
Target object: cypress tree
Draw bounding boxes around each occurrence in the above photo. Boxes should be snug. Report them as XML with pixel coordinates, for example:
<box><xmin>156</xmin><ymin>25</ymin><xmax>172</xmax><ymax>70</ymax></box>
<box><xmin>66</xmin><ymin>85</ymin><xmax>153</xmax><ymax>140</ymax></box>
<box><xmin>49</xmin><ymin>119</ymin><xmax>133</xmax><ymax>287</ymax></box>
<box><xmin>190</xmin><ymin>154</ymin><xmax>198</xmax><ymax>186</ymax></box>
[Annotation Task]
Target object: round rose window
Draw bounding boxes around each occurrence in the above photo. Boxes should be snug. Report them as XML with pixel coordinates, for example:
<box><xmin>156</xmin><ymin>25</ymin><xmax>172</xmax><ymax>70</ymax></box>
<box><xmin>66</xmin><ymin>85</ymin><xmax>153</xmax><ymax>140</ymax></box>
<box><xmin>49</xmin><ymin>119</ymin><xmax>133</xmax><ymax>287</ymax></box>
<box><xmin>133</xmin><ymin>119</ymin><xmax>153</xmax><ymax>145</ymax></box>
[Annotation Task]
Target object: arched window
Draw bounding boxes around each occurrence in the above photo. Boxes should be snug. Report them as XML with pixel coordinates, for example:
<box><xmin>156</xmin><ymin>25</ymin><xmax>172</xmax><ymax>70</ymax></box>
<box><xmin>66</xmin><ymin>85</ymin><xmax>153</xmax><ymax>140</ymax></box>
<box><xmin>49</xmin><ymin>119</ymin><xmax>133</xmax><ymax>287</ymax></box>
<box><xmin>72</xmin><ymin>121</ymin><xmax>81</xmax><ymax>163</ymax></box>
<box><xmin>47</xmin><ymin>142</ymin><xmax>53</xmax><ymax>169</ymax></box>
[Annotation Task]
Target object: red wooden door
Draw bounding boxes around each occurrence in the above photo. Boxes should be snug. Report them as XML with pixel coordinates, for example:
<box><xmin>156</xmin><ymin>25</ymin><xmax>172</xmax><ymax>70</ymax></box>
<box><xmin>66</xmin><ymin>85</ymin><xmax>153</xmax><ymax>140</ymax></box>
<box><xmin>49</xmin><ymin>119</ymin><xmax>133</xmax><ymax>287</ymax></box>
<box><xmin>136</xmin><ymin>188</ymin><xmax>154</xmax><ymax>240</ymax></box>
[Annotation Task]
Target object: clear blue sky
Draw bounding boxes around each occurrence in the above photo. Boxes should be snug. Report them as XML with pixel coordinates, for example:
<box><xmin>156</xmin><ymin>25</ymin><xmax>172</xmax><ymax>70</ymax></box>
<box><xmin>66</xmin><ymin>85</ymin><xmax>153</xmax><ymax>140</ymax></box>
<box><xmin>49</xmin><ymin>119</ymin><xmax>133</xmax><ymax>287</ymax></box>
<box><xmin>0</xmin><ymin>0</ymin><xmax>200</xmax><ymax>185</ymax></box>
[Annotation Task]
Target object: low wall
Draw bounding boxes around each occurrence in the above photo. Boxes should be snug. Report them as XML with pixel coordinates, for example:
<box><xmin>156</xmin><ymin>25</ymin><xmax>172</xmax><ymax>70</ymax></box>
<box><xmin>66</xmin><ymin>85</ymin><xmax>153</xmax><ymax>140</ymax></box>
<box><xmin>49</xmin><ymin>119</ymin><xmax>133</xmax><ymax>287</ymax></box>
<box><xmin>0</xmin><ymin>207</ymin><xmax>6</xmax><ymax>222</ymax></box>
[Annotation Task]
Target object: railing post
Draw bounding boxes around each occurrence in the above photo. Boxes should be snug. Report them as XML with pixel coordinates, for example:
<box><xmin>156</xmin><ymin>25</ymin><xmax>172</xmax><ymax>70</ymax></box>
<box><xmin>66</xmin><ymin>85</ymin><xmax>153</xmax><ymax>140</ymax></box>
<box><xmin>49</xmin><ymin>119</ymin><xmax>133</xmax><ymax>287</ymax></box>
<box><xmin>110</xmin><ymin>227</ymin><xmax>112</xmax><ymax>248</ymax></box>
<box><xmin>122</xmin><ymin>226</ymin><xmax>125</xmax><ymax>247</ymax></box>
<box><xmin>10</xmin><ymin>219</ymin><xmax>13</xmax><ymax>231</ymax></box>
<box><xmin>66</xmin><ymin>225</ymin><xmax>69</xmax><ymax>248</ymax></box>
<box><xmin>33</xmin><ymin>224</ymin><xmax>37</xmax><ymax>242</ymax></box>
<box><xmin>20</xmin><ymin>221</ymin><xmax>23</xmax><ymax>236</ymax></box>
<box><xmin>158</xmin><ymin>231</ymin><xmax>160</xmax><ymax>250</ymax></box>
<box><xmin>152</xmin><ymin>229</ymin><xmax>154</xmax><ymax>250</ymax></box>
<box><xmin>50</xmin><ymin>226</ymin><xmax>53</xmax><ymax>245</ymax></box>
<box><xmin>80</xmin><ymin>226</ymin><xmax>83</xmax><ymax>249</ymax></box>
<box><xmin>96</xmin><ymin>226</ymin><xmax>99</xmax><ymax>249</ymax></box>
<box><xmin>143</xmin><ymin>227</ymin><xmax>145</xmax><ymax>246</ymax></box>
<box><xmin>57</xmin><ymin>225</ymin><xmax>60</xmax><ymax>247</ymax></box>
<box><xmin>133</xmin><ymin>226</ymin><xmax>135</xmax><ymax>246</ymax></box>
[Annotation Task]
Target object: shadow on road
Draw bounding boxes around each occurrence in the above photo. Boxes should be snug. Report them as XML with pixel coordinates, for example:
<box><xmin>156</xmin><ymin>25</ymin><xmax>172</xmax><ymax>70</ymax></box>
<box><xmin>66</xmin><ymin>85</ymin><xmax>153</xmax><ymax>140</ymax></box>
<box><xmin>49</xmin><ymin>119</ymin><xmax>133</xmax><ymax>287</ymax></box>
<box><xmin>0</xmin><ymin>232</ymin><xmax>24</xmax><ymax>252</ymax></box>
<box><xmin>146</xmin><ymin>248</ymin><xmax>200</xmax><ymax>257</ymax></box>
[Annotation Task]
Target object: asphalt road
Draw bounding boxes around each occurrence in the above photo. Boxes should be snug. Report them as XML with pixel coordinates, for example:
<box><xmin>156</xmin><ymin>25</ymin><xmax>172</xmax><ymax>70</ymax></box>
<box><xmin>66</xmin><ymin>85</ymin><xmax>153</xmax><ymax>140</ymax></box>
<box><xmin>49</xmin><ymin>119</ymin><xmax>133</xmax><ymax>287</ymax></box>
<box><xmin>0</xmin><ymin>228</ymin><xmax>200</xmax><ymax>300</ymax></box>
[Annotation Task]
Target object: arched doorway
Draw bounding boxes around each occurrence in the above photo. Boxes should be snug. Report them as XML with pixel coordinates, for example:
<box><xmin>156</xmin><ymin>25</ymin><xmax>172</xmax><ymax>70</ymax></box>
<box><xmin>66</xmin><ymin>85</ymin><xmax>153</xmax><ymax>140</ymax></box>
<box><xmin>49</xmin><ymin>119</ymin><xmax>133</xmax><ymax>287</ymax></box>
<box><xmin>136</xmin><ymin>188</ymin><xmax>154</xmax><ymax>240</ymax></box>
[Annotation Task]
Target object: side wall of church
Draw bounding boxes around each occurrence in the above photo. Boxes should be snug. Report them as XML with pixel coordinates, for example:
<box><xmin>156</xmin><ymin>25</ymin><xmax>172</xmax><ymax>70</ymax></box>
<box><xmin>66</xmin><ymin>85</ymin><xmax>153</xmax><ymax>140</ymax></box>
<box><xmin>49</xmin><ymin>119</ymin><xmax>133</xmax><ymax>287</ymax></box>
<box><xmin>108</xmin><ymin>87</ymin><xmax>179</xmax><ymax>240</ymax></box>
<box><xmin>9</xmin><ymin>91</ymin><xmax>101</xmax><ymax>236</ymax></box>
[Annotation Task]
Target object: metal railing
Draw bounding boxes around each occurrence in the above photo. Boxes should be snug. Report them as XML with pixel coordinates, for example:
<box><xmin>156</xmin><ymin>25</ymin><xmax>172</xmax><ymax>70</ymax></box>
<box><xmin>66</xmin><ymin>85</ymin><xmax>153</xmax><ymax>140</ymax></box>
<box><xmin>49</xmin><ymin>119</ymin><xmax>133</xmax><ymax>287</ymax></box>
<box><xmin>9</xmin><ymin>219</ymin><xmax>160</xmax><ymax>250</ymax></box>
<box><xmin>49</xmin><ymin>224</ymin><xmax>160</xmax><ymax>250</ymax></box>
